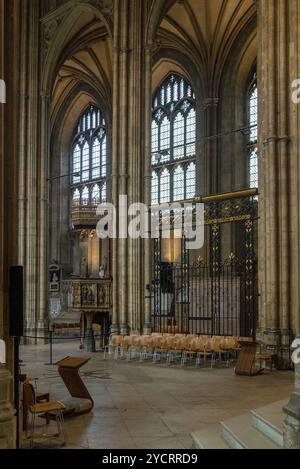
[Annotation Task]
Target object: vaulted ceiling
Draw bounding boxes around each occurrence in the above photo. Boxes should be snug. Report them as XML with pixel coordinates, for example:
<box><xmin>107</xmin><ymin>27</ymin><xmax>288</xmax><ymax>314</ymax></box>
<box><xmin>155</xmin><ymin>0</ymin><xmax>256</xmax><ymax>93</ymax></box>
<box><xmin>50</xmin><ymin>0</ymin><xmax>256</xmax><ymax>125</ymax></box>
<box><xmin>51</xmin><ymin>12</ymin><xmax>112</xmax><ymax>128</ymax></box>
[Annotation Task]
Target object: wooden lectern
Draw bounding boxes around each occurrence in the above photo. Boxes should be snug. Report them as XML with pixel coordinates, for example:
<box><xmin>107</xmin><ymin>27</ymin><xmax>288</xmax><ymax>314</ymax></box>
<box><xmin>55</xmin><ymin>356</ymin><xmax>94</xmax><ymax>415</ymax></box>
<box><xmin>234</xmin><ymin>341</ymin><xmax>264</xmax><ymax>376</ymax></box>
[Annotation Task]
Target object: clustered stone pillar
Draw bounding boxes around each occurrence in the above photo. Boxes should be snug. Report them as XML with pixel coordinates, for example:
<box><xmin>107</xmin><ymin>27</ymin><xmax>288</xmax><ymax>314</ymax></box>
<box><xmin>142</xmin><ymin>43</ymin><xmax>153</xmax><ymax>336</ymax></box>
<box><xmin>257</xmin><ymin>0</ymin><xmax>300</xmax><ymax>368</ymax></box>
<box><xmin>111</xmin><ymin>0</ymin><xmax>152</xmax><ymax>336</ymax></box>
<box><xmin>0</xmin><ymin>0</ymin><xmax>19</xmax><ymax>449</ymax></box>
<box><xmin>17</xmin><ymin>1</ymin><xmax>49</xmax><ymax>340</ymax></box>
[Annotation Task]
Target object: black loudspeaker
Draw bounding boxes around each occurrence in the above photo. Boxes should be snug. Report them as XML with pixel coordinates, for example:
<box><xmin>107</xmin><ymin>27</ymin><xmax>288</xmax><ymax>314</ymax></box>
<box><xmin>9</xmin><ymin>266</ymin><xmax>24</xmax><ymax>337</ymax></box>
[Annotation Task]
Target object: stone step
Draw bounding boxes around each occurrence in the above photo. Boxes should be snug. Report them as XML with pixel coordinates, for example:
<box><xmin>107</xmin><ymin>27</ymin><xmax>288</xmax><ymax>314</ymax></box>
<box><xmin>191</xmin><ymin>424</ymin><xmax>230</xmax><ymax>449</ymax></box>
<box><xmin>251</xmin><ymin>399</ymin><xmax>287</xmax><ymax>448</ymax></box>
<box><xmin>221</xmin><ymin>412</ymin><xmax>280</xmax><ymax>449</ymax></box>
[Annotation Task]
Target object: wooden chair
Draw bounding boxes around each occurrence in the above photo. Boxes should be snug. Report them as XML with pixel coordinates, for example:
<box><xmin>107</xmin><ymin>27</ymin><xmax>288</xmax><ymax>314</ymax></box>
<box><xmin>106</xmin><ymin>335</ymin><xmax>123</xmax><ymax>359</ymax></box>
<box><xmin>23</xmin><ymin>381</ymin><xmax>66</xmax><ymax>448</ymax></box>
<box><xmin>139</xmin><ymin>336</ymin><xmax>154</xmax><ymax>361</ymax></box>
<box><xmin>21</xmin><ymin>375</ymin><xmax>50</xmax><ymax>433</ymax></box>
<box><xmin>181</xmin><ymin>336</ymin><xmax>207</xmax><ymax>367</ymax></box>
<box><xmin>196</xmin><ymin>338</ymin><xmax>215</xmax><ymax>368</ymax></box>
<box><xmin>153</xmin><ymin>336</ymin><xmax>169</xmax><ymax>362</ymax></box>
<box><xmin>166</xmin><ymin>336</ymin><xmax>181</xmax><ymax>364</ymax></box>
<box><xmin>256</xmin><ymin>340</ymin><xmax>278</xmax><ymax>371</ymax></box>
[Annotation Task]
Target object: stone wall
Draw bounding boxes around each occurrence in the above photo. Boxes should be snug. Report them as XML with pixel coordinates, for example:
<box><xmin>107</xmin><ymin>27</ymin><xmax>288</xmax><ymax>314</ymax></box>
<box><xmin>0</xmin><ymin>0</ymin><xmax>19</xmax><ymax>449</ymax></box>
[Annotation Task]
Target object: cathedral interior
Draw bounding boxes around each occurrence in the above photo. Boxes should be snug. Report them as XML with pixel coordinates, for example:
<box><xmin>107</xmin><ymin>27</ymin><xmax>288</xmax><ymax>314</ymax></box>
<box><xmin>1</xmin><ymin>0</ymin><xmax>300</xmax><ymax>451</ymax></box>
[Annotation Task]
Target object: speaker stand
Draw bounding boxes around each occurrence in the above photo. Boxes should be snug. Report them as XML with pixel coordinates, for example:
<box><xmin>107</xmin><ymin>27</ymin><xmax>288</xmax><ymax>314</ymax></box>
<box><xmin>13</xmin><ymin>336</ymin><xmax>20</xmax><ymax>449</ymax></box>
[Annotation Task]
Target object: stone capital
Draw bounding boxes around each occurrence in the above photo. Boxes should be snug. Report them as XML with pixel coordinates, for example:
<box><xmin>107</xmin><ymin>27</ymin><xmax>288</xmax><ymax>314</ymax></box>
<box><xmin>202</xmin><ymin>97</ymin><xmax>219</xmax><ymax>108</ymax></box>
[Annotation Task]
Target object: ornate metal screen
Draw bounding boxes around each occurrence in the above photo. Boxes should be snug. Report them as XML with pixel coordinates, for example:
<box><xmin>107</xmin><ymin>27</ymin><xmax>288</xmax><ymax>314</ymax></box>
<box><xmin>151</xmin><ymin>190</ymin><xmax>258</xmax><ymax>338</ymax></box>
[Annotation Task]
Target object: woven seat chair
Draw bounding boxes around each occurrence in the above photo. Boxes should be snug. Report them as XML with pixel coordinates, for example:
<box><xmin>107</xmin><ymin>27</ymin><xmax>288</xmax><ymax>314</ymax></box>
<box><xmin>107</xmin><ymin>335</ymin><xmax>124</xmax><ymax>360</ymax></box>
<box><xmin>128</xmin><ymin>335</ymin><xmax>143</xmax><ymax>360</ymax></box>
<box><xmin>118</xmin><ymin>335</ymin><xmax>131</xmax><ymax>359</ymax></box>
<box><xmin>139</xmin><ymin>335</ymin><xmax>153</xmax><ymax>361</ymax></box>
<box><xmin>151</xmin><ymin>335</ymin><xmax>161</xmax><ymax>362</ymax></box>
<box><xmin>167</xmin><ymin>336</ymin><xmax>186</xmax><ymax>365</ymax></box>
<box><xmin>256</xmin><ymin>340</ymin><xmax>278</xmax><ymax>371</ymax></box>
<box><xmin>220</xmin><ymin>337</ymin><xmax>237</xmax><ymax>365</ymax></box>
<box><xmin>153</xmin><ymin>335</ymin><xmax>169</xmax><ymax>362</ymax></box>
<box><xmin>210</xmin><ymin>337</ymin><xmax>229</xmax><ymax>366</ymax></box>
<box><xmin>23</xmin><ymin>381</ymin><xmax>66</xmax><ymax>448</ymax></box>
<box><xmin>165</xmin><ymin>336</ymin><xmax>177</xmax><ymax>365</ymax></box>
<box><xmin>125</xmin><ymin>335</ymin><xmax>134</xmax><ymax>361</ymax></box>
<box><xmin>195</xmin><ymin>337</ymin><xmax>215</xmax><ymax>368</ymax></box>
<box><xmin>180</xmin><ymin>336</ymin><xmax>199</xmax><ymax>366</ymax></box>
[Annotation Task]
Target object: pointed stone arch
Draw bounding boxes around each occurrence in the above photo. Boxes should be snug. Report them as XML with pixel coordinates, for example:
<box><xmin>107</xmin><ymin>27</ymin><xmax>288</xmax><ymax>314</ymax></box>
<box><xmin>146</xmin><ymin>0</ymin><xmax>177</xmax><ymax>47</ymax></box>
<box><xmin>41</xmin><ymin>0</ymin><xmax>113</xmax><ymax>96</ymax></box>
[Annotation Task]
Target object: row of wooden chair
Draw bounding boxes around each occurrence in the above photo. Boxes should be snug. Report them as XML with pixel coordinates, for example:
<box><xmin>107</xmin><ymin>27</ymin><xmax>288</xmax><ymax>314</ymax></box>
<box><xmin>106</xmin><ymin>334</ymin><xmax>250</xmax><ymax>368</ymax></box>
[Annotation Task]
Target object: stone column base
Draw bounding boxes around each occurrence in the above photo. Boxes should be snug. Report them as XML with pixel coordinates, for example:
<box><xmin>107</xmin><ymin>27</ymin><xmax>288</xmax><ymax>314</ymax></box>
<box><xmin>143</xmin><ymin>323</ymin><xmax>152</xmax><ymax>335</ymax></box>
<box><xmin>256</xmin><ymin>327</ymin><xmax>292</xmax><ymax>369</ymax></box>
<box><xmin>283</xmin><ymin>416</ymin><xmax>300</xmax><ymax>448</ymax></box>
<box><xmin>120</xmin><ymin>324</ymin><xmax>129</xmax><ymax>336</ymax></box>
<box><xmin>110</xmin><ymin>323</ymin><xmax>120</xmax><ymax>336</ymax></box>
<box><xmin>24</xmin><ymin>319</ymin><xmax>49</xmax><ymax>345</ymax></box>
<box><xmin>0</xmin><ymin>366</ymin><xmax>16</xmax><ymax>449</ymax></box>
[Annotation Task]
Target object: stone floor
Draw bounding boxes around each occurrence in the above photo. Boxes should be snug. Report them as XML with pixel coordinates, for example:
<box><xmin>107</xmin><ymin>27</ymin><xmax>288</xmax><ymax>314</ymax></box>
<box><xmin>19</xmin><ymin>341</ymin><xmax>294</xmax><ymax>449</ymax></box>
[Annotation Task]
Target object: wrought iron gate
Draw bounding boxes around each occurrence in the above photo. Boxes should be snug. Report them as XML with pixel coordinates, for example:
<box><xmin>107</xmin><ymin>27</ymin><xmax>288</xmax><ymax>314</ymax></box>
<box><xmin>152</xmin><ymin>189</ymin><xmax>258</xmax><ymax>338</ymax></box>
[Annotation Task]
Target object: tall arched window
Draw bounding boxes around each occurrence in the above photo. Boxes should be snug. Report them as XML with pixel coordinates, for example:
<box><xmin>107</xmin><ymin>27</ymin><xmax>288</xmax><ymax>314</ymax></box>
<box><xmin>247</xmin><ymin>71</ymin><xmax>258</xmax><ymax>189</ymax></box>
<box><xmin>151</xmin><ymin>74</ymin><xmax>196</xmax><ymax>204</ymax></box>
<box><xmin>71</xmin><ymin>105</ymin><xmax>107</xmax><ymax>206</ymax></box>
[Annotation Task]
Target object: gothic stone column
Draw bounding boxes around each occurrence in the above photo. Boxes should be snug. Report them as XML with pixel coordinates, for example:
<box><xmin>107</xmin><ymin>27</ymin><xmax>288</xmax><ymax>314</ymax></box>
<box><xmin>0</xmin><ymin>0</ymin><xmax>20</xmax><ymax>448</ymax></box>
<box><xmin>16</xmin><ymin>1</ymin><xmax>49</xmax><ymax>341</ymax></box>
<box><xmin>112</xmin><ymin>0</ymin><xmax>152</xmax><ymax>335</ymax></box>
<box><xmin>257</xmin><ymin>0</ymin><xmax>297</xmax><ymax>367</ymax></box>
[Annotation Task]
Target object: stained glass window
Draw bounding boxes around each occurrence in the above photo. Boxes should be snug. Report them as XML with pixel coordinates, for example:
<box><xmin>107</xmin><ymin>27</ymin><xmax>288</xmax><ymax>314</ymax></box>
<box><xmin>82</xmin><ymin>186</ymin><xmax>89</xmax><ymax>205</ymax></box>
<box><xmin>71</xmin><ymin>105</ymin><xmax>107</xmax><ymax>206</ymax></box>
<box><xmin>101</xmin><ymin>135</ymin><xmax>107</xmax><ymax>177</ymax></box>
<box><xmin>186</xmin><ymin>162</ymin><xmax>196</xmax><ymax>199</ymax></box>
<box><xmin>152</xmin><ymin>171</ymin><xmax>159</xmax><ymax>205</ymax></box>
<box><xmin>91</xmin><ymin>184</ymin><xmax>100</xmax><ymax>204</ymax></box>
<box><xmin>160</xmin><ymin>169</ymin><xmax>170</xmax><ymax>204</ymax></box>
<box><xmin>73</xmin><ymin>188</ymin><xmax>80</xmax><ymax>205</ymax></box>
<box><xmin>151</xmin><ymin>74</ymin><xmax>196</xmax><ymax>204</ymax></box>
<box><xmin>173</xmin><ymin>166</ymin><xmax>185</xmax><ymax>201</ymax></box>
<box><xmin>92</xmin><ymin>139</ymin><xmax>101</xmax><ymax>179</ymax></box>
<box><xmin>248</xmin><ymin>72</ymin><xmax>258</xmax><ymax>189</ymax></box>
<box><xmin>101</xmin><ymin>182</ymin><xmax>107</xmax><ymax>202</ymax></box>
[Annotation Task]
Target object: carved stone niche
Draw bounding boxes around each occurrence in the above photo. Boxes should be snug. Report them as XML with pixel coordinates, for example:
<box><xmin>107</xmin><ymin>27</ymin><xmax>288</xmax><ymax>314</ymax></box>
<box><xmin>41</xmin><ymin>2</ymin><xmax>71</xmax><ymax>59</ymax></box>
<box><xmin>44</xmin><ymin>17</ymin><xmax>63</xmax><ymax>49</ymax></box>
